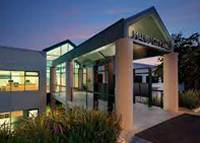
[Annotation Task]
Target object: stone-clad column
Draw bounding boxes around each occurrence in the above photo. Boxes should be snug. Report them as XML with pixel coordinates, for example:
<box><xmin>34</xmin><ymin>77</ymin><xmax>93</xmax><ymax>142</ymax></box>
<box><xmin>115</xmin><ymin>37</ymin><xmax>134</xmax><ymax>132</ymax></box>
<box><xmin>163</xmin><ymin>52</ymin><xmax>179</xmax><ymax>112</ymax></box>
<box><xmin>65</xmin><ymin>61</ymin><xmax>74</xmax><ymax>112</ymax></box>
<box><xmin>50</xmin><ymin>67</ymin><xmax>56</xmax><ymax>111</ymax></box>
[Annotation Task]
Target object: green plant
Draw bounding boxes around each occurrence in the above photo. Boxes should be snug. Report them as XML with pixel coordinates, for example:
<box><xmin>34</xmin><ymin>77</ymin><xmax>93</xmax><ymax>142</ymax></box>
<box><xmin>63</xmin><ymin>108</ymin><xmax>121</xmax><ymax>143</ymax></box>
<box><xmin>179</xmin><ymin>90</ymin><xmax>200</xmax><ymax>109</ymax></box>
<box><xmin>0</xmin><ymin>123</ymin><xmax>12</xmax><ymax>143</ymax></box>
<box><xmin>0</xmin><ymin>107</ymin><xmax>121</xmax><ymax>143</ymax></box>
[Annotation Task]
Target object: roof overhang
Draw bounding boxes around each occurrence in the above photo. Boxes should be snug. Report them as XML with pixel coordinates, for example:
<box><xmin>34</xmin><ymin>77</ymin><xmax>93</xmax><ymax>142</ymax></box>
<box><xmin>52</xmin><ymin>6</ymin><xmax>172</xmax><ymax>67</ymax></box>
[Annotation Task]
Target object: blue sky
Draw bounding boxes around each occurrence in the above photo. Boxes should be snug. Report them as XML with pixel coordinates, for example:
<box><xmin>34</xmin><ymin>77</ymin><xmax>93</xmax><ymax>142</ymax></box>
<box><xmin>0</xmin><ymin>0</ymin><xmax>200</xmax><ymax>51</ymax></box>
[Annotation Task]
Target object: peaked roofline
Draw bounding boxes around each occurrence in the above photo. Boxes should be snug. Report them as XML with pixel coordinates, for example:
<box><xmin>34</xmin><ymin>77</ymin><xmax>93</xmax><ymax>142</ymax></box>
<box><xmin>43</xmin><ymin>39</ymin><xmax>76</xmax><ymax>52</ymax></box>
<box><xmin>125</xmin><ymin>6</ymin><xmax>173</xmax><ymax>44</ymax></box>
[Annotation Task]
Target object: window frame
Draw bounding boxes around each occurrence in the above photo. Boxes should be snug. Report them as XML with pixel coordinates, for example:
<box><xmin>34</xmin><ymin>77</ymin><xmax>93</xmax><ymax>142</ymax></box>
<box><xmin>0</xmin><ymin>70</ymin><xmax>40</xmax><ymax>92</ymax></box>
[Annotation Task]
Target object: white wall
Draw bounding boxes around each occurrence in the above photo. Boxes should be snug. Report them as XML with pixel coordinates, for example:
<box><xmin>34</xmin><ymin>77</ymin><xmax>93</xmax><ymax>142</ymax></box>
<box><xmin>0</xmin><ymin>46</ymin><xmax>46</xmax><ymax>113</ymax></box>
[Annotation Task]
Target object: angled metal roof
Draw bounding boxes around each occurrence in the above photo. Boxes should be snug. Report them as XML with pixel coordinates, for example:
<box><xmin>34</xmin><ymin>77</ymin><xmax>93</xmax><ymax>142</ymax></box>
<box><xmin>43</xmin><ymin>39</ymin><xmax>76</xmax><ymax>52</ymax></box>
<box><xmin>52</xmin><ymin>6</ymin><xmax>172</xmax><ymax>66</ymax></box>
<box><xmin>53</xmin><ymin>19</ymin><xmax>125</xmax><ymax>66</ymax></box>
<box><xmin>125</xmin><ymin>6</ymin><xmax>172</xmax><ymax>43</ymax></box>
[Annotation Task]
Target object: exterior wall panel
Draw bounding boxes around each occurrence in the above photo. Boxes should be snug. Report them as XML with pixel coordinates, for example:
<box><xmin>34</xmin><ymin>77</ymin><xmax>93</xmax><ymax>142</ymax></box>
<box><xmin>0</xmin><ymin>46</ymin><xmax>46</xmax><ymax>113</ymax></box>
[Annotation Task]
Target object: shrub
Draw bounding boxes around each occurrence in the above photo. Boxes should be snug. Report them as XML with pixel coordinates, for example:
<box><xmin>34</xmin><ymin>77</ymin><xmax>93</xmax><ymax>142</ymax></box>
<box><xmin>179</xmin><ymin>90</ymin><xmax>200</xmax><ymax>109</ymax></box>
<box><xmin>0</xmin><ymin>107</ymin><xmax>121</xmax><ymax>143</ymax></box>
<box><xmin>0</xmin><ymin>123</ymin><xmax>12</xmax><ymax>143</ymax></box>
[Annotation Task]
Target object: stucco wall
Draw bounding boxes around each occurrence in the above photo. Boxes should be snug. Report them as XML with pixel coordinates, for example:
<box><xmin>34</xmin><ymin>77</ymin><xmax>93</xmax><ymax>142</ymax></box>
<box><xmin>0</xmin><ymin>46</ymin><xmax>46</xmax><ymax>113</ymax></box>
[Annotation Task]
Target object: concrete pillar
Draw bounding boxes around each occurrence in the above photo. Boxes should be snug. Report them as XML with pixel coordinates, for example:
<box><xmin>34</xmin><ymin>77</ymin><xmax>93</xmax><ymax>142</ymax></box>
<box><xmin>78</xmin><ymin>68</ymin><xmax>83</xmax><ymax>89</ymax></box>
<box><xmin>65</xmin><ymin>61</ymin><xmax>74</xmax><ymax>112</ymax></box>
<box><xmin>87</xmin><ymin>67</ymin><xmax>94</xmax><ymax>91</ymax></box>
<box><xmin>115</xmin><ymin>37</ymin><xmax>134</xmax><ymax>132</ymax></box>
<box><xmin>163</xmin><ymin>52</ymin><xmax>178</xmax><ymax>112</ymax></box>
<box><xmin>50</xmin><ymin>67</ymin><xmax>56</xmax><ymax>111</ymax></box>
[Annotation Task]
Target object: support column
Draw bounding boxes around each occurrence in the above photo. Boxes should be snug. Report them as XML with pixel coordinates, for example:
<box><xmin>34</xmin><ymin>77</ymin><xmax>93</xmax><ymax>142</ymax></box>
<box><xmin>93</xmin><ymin>64</ymin><xmax>99</xmax><ymax>110</ymax></box>
<box><xmin>108</xmin><ymin>57</ymin><xmax>114</xmax><ymax>113</ymax></box>
<box><xmin>65</xmin><ymin>61</ymin><xmax>74</xmax><ymax>112</ymax></box>
<box><xmin>78</xmin><ymin>68</ymin><xmax>83</xmax><ymax>89</ymax></box>
<box><xmin>87</xmin><ymin>67</ymin><xmax>94</xmax><ymax>91</ymax></box>
<box><xmin>163</xmin><ymin>52</ymin><xmax>178</xmax><ymax>112</ymax></box>
<box><xmin>50</xmin><ymin>67</ymin><xmax>56</xmax><ymax>111</ymax></box>
<box><xmin>115</xmin><ymin>37</ymin><xmax>134</xmax><ymax>132</ymax></box>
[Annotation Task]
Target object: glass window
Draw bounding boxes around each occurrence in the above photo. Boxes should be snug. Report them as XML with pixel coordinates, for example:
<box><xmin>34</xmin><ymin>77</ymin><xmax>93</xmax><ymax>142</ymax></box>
<box><xmin>11</xmin><ymin>111</ymin><xmax>23</xmax><ymax>123</ymax></box>
<box><xmin>25</xmin><ymin>72</ymin><xmax>38</xmax><ymax>76</ymax></box>
<box><xmin>25</xmin><ymin>76</ymin><xmax>39</xmax><ymax>91</ymax></box>
<box><xmin>47</xmin><ymin>47</ymin><xmax>61</xmax><ymax>56</ymax></box>
<box><xmin>0</xmin><ymin>112</ymin><xmax>10</xmax><ymax>127</ymax></box>
<box><xmin>68</xmin><ymin>44</ymin><xmax>74</xmax><ymax>51</ymax></box>
<box><xmin>73</xmin><ymin>74</ymin><xmax>78</xmax><ymax>88</ymax></box>
<box><xmin>0</xmin><ymin>70</ymin><xmax>39</xmax><ymax>92</ymax></box>
<box><xmin>83</xmin><ymin>74</ymin><xmax>87</xmax><ymax>86</ymax></box>
<box><xmin>61</xmin><ymin>44</ymin><xmax>69</xmax><ymax>55</ymax></box>
<box><xmin>28</xmin><ymin>109</ymin><xmax>38</xmax><ymax>118</ymax></box>
<box><xmin>11</xmin><ymin>71</ymin><xmax>24</xmax><ymax>91</ymax></box>
<box><xmin>61</xmin><ymin>73</ymin><xmax>66</xmax><ymax>86</ymax></box>
<box><xmin>0</xmin><ymin>71</ymin><xmax>11</xmax><ymax>92</ymax></box>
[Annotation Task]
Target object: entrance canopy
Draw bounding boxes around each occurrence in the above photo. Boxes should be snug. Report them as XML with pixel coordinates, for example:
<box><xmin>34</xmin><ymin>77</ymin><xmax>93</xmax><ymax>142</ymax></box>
<box><xmin>53</xmin><ymin>6</ymin><xmax>173</xmax><ymax>67</ymax></box>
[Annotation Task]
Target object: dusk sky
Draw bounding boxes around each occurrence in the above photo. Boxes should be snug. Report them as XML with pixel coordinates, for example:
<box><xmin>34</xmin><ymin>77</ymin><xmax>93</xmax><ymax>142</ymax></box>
<box><xmin>0</xmin><ymin>0</ymin><xmax>200</xmax><ymax>52</ymax></box>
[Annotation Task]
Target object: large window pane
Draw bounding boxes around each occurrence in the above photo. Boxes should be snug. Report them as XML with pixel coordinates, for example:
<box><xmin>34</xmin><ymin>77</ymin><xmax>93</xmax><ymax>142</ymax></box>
<box><xmin>61</xmin><ymin>44</ymin><xmax>69</xmax><ymax>55</ymax></box>
<box><xmin>0</xmin><ymin>71</ymin><xmax>11</xmax><ymax>91</ymax></box>
<box><xmin>25</xmin><ymin>76</ymin><xmax>39</xmax><ymax>91</ymax></box>
<box><xmin>0</xmin><ymin>112</ymin><xmax>10</xmax><ymax>127</ymax></box>
<box><xmin>0</xmin><ymin>71</ymin><xmax>10</xmax><ymax>76</ymax></box>
<box><xmin>11</xmin><ymin>71</ymin><xmax>24</xmax><ymax>91</ymax></box>
<box><xmin>74</xmin><ymin>74</ymin><xmax>78</xmax><ymax>88</ymax></box>
<box><xmin>61</xmin><ymin>73</ymin><xmax>66</xmax><ymax>86</ymax></box>
<box><xmin>68</xmin><ymin>44</ymin><xmax>74</xmax><ymax>51</ymax></box>
<box><xmin>11</xmin><ymin>71</ymin><xmax>24</xmax><ymax>76</ymax></box>
<box><xmin>28</xmin><ymin>109</ymin><xmax>38</xmax><ymax>118</ymax></box>
<box><xmin>47</xmin><ymin>47</ymin><xmax>61</xmax><ymax>56</ymax></box>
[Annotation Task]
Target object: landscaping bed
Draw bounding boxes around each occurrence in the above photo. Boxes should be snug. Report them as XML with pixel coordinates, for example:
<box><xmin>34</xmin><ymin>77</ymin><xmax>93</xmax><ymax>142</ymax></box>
<box><xmin>0</xmin><ymin>107</ymin><xmax>121</xmax><ymax>143</ymax></box>
<box><xmin>179</xmin><ymin>90</ymin><xmax>200</xmax><ymax>112</ymax></box>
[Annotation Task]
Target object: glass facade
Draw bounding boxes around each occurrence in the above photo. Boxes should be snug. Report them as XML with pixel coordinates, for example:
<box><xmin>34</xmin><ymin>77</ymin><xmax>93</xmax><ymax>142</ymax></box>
<box><xmin>54</xmin><ymin>62</ymin><xmax>88</xmax><ymax>95</ymax></box>
<box><xmin>0</xmin><ymin>70</ymin><xmax>39</xmax><ymax>92</ymax></box>
<box><xmin>46</xmin><ymin>43</ymin><xmax>74</xmax><ymax>92</ymax></box>
<box><xmin>55</xmin><ymin>63</ymin><xmax>66</xmax><ymax>95</ymax></box>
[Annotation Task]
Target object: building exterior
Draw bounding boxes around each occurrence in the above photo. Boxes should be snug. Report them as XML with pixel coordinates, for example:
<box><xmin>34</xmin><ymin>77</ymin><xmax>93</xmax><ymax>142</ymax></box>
<box><xmin>0</xmin><ymin>6</ymin><xmax>179</xmax><ymax>137</ymax></box>
<box><xmin>0</xmin><ymin>46</ymin><xmax>46</xmax><ymax>128</ymax></box>
<box><xmin>45</xmin><ymin>6</ymin><xmax>179</xmax><ymax>134</ymax></box>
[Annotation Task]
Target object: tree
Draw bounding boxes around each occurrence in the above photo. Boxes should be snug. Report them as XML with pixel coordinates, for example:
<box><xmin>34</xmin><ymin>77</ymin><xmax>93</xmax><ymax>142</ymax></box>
<box><xmin>155</xmin><ymin>33</ymin><xmax>200</xmax><ymax>90</ymax></box>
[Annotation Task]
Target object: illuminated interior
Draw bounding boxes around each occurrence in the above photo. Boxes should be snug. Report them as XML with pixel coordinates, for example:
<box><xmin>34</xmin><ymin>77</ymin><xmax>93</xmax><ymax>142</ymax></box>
<box><xmin>0</xmin><ymin>70</ymin><xmax>39</xmax><ymax>92</ymax></box>
<box><xmin>46</xmin><ymin>43</ymin><xmax>74</xmax><ymax>92</ymax></box>
<box><xmin>0</xmin><ymin>109</ymin><xmax>38</xmax><ymax>129</ymax></box>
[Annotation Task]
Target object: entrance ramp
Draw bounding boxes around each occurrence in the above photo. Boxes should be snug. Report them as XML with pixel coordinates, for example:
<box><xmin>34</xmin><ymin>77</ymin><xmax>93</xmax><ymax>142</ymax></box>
<box><xmin>131</xmin><ymin>113</ymin><xmax>200</xmax><ymax>143</ymax></box>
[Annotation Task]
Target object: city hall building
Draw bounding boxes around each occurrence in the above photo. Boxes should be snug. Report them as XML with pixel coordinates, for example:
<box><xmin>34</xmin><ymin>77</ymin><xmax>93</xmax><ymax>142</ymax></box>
<box><xmin>0</xmin><ymin>7</ymin><xmax>178</xmax><ymax>132</ymax></box>
<box><xmin>44</xmin><ymin>6</ymin><xmax>178</xmax><ymax>132</ymax></box>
